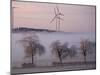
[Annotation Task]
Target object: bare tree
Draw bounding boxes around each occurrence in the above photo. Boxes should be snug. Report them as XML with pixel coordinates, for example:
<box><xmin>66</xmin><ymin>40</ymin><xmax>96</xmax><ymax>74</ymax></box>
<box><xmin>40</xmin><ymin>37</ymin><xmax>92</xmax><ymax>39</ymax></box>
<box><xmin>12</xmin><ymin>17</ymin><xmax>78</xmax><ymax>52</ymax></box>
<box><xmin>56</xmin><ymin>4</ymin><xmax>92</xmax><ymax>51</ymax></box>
<box><xmin>51</xmin><ymin>40</ymin><xmax>63</xmax><ymax>63</ymax></box>
<box><xmin>80</xmin><ymin>39</ymin><xmax>88</xmax><ymax>63</ymax></box>
<box><xmin>51</xmin><ymin>41</ymin><xmax>77</xmax><ymax>64</ymax></box>
<box><xmin>80</xmin><ymin>39</ymin><xmax>95</xmax><ymax>63</ymax></box>
<box><xmin>19</xmin><ymin>35</ymin><xmax>45</xmax><ymax>64</ymax></box>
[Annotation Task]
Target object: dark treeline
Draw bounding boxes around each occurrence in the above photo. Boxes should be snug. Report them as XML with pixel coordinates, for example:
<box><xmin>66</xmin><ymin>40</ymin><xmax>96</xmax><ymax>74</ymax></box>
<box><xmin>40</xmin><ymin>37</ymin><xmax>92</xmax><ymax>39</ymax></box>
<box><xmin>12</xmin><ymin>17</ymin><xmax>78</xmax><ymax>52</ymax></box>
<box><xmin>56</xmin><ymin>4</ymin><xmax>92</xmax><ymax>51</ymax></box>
<box><xmin>12</xmin><ymin>27</ymin><xmax>56</xmax><ymax>32</ymax></box>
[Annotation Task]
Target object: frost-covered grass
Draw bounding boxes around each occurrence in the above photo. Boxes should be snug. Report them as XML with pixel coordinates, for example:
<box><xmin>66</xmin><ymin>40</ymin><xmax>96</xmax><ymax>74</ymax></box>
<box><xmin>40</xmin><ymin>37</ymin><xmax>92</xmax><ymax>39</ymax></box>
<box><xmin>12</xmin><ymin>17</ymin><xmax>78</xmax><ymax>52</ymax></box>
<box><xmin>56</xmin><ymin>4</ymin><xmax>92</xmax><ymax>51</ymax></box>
<box><xmin>11</xmin><ymin>62</ymin><xmax>96</xmax><ymax>74</ymax></box>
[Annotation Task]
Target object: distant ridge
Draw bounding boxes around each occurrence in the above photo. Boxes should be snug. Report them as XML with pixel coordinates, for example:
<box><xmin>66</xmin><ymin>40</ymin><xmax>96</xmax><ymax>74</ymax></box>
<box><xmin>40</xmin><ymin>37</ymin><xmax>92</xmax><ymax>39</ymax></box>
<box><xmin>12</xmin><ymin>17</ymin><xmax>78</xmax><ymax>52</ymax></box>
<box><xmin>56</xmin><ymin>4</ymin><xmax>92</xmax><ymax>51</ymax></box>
<box><xmin>12</xmin><ymin>27</ymin><xmax>91</xmax><ymax>34</ymax></box>
<box><xmin>12</xmin><ymin>27</ymin><xmax>56</xmax><ymax>32</ymax></box>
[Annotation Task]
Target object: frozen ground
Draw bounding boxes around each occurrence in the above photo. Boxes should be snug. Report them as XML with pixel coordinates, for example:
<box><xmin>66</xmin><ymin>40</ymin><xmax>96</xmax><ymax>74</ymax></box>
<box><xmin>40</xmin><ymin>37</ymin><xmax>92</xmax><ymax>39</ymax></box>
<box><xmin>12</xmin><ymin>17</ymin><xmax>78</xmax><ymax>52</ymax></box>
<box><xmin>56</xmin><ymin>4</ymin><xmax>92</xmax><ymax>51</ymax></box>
<box><xmin>11</xmin><ymin>62</ymin><xmax>96</xmax><ymax>74</ymax></box>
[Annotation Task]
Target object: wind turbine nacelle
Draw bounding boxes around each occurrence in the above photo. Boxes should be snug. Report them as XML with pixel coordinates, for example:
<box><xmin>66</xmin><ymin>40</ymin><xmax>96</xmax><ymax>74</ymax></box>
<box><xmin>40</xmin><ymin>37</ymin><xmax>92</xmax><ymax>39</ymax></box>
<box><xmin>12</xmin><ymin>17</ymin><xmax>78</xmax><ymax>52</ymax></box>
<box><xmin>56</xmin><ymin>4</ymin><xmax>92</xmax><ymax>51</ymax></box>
<box><xmin>58</xmin><ymin>13</ymin><xmax>64</xmax><ymax>16</ymax></box>
<box><xmin>57</xmin><ymin>17</ymin><xmax>63</xmax><ymax>20</ymax></box>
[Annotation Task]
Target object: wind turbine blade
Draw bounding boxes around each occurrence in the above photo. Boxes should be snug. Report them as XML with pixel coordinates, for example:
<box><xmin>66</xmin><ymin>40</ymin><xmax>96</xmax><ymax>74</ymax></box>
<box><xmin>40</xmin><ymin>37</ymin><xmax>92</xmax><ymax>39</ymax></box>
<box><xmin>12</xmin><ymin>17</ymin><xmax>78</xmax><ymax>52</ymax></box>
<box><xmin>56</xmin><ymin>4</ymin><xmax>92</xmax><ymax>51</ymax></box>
<box><xmin>59</xmin><ymin>13</ymin><xmax>64</xmax><ymax>16</ymax></box>
<box><xmin>56</xmin><ymin>5</ymin><xmax>59</xmax><ymax>13</ymax></box>
<box><xmin>54</xmin><ymin>8</ymin><xmax>57</xmax><ymax>15</ymax></box>
<box><xmin>50</xmin><ymin>16</ymin><xmax>56</xmax><ymax>23</ymax></box>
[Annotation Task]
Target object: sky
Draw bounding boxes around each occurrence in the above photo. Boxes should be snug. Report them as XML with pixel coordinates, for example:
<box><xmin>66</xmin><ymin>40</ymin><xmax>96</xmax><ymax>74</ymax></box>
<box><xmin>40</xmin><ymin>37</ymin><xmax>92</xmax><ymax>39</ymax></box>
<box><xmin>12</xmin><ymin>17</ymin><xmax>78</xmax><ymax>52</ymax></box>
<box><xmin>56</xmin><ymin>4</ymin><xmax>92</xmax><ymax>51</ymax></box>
<box><xmin>12</xmin><ymin>1</ymin><xmax>96</xmax><ymax>32</ymax></box>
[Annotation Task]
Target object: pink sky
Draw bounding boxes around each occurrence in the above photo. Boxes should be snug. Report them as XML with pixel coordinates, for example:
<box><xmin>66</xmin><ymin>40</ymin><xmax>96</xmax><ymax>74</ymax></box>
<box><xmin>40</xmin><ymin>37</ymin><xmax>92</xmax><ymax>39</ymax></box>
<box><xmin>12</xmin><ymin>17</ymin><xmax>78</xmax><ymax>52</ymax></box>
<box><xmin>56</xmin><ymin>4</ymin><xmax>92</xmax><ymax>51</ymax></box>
<box><xmin>12</xmin><ymin>1</ymin><xmax>96</xmax><ymax>32</ymax></box>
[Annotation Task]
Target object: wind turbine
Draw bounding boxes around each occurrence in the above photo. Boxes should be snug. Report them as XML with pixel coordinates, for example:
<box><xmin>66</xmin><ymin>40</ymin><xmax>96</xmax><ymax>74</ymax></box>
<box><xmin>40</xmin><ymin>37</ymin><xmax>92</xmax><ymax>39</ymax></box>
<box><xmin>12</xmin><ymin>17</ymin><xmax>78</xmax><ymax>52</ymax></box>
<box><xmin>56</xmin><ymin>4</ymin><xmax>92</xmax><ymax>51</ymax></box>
<box><xmin>50</xmin><ymin>5</ymin><xmax>64</xmax><ymax>31</ymax></box>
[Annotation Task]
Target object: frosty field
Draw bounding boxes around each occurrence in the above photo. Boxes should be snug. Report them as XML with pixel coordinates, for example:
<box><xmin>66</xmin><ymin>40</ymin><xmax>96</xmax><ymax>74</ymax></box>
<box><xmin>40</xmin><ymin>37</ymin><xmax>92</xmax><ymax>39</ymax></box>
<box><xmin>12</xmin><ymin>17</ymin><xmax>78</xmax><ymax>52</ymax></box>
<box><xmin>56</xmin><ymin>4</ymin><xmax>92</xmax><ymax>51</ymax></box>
<box><xmin>11</xmin><ymin>62</ymin><xmax>96</xmax><ymax>74</ymax></box>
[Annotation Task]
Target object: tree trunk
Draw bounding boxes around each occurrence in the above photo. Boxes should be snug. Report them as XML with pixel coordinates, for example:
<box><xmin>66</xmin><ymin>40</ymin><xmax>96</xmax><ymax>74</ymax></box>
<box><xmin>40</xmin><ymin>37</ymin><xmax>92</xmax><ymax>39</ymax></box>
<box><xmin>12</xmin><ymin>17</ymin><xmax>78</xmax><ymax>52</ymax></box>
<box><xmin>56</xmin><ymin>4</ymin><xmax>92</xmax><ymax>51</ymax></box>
<box><xmin>32</xmin><ymin>50</ymin><xmax>34</xmax><ymax>64</ymax></box>
<box><xmin>84</xmin><ymin>55</ymin><xmax>86</xmax><ymax>63</ymax></box>
<box><xmin>59</xmin><ymin>56</ymin><xmax>62</xmax><ymax>64</ymax></box>
<box><xmin>57</xmin><ymin>50</ymin><xmax>63</xmax><ymax>64</ymax></box>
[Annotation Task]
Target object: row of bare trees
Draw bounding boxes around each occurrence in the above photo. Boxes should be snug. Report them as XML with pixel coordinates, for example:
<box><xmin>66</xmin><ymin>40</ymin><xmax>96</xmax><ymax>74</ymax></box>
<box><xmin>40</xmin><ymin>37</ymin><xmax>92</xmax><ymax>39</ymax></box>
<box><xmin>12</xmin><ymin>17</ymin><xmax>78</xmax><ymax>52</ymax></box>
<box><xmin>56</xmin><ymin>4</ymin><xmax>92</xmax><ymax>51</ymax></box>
<box><xmin>19</xmin><ymin>35</ymin><xmax>95</xmax><ymax>65</ymax></box>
